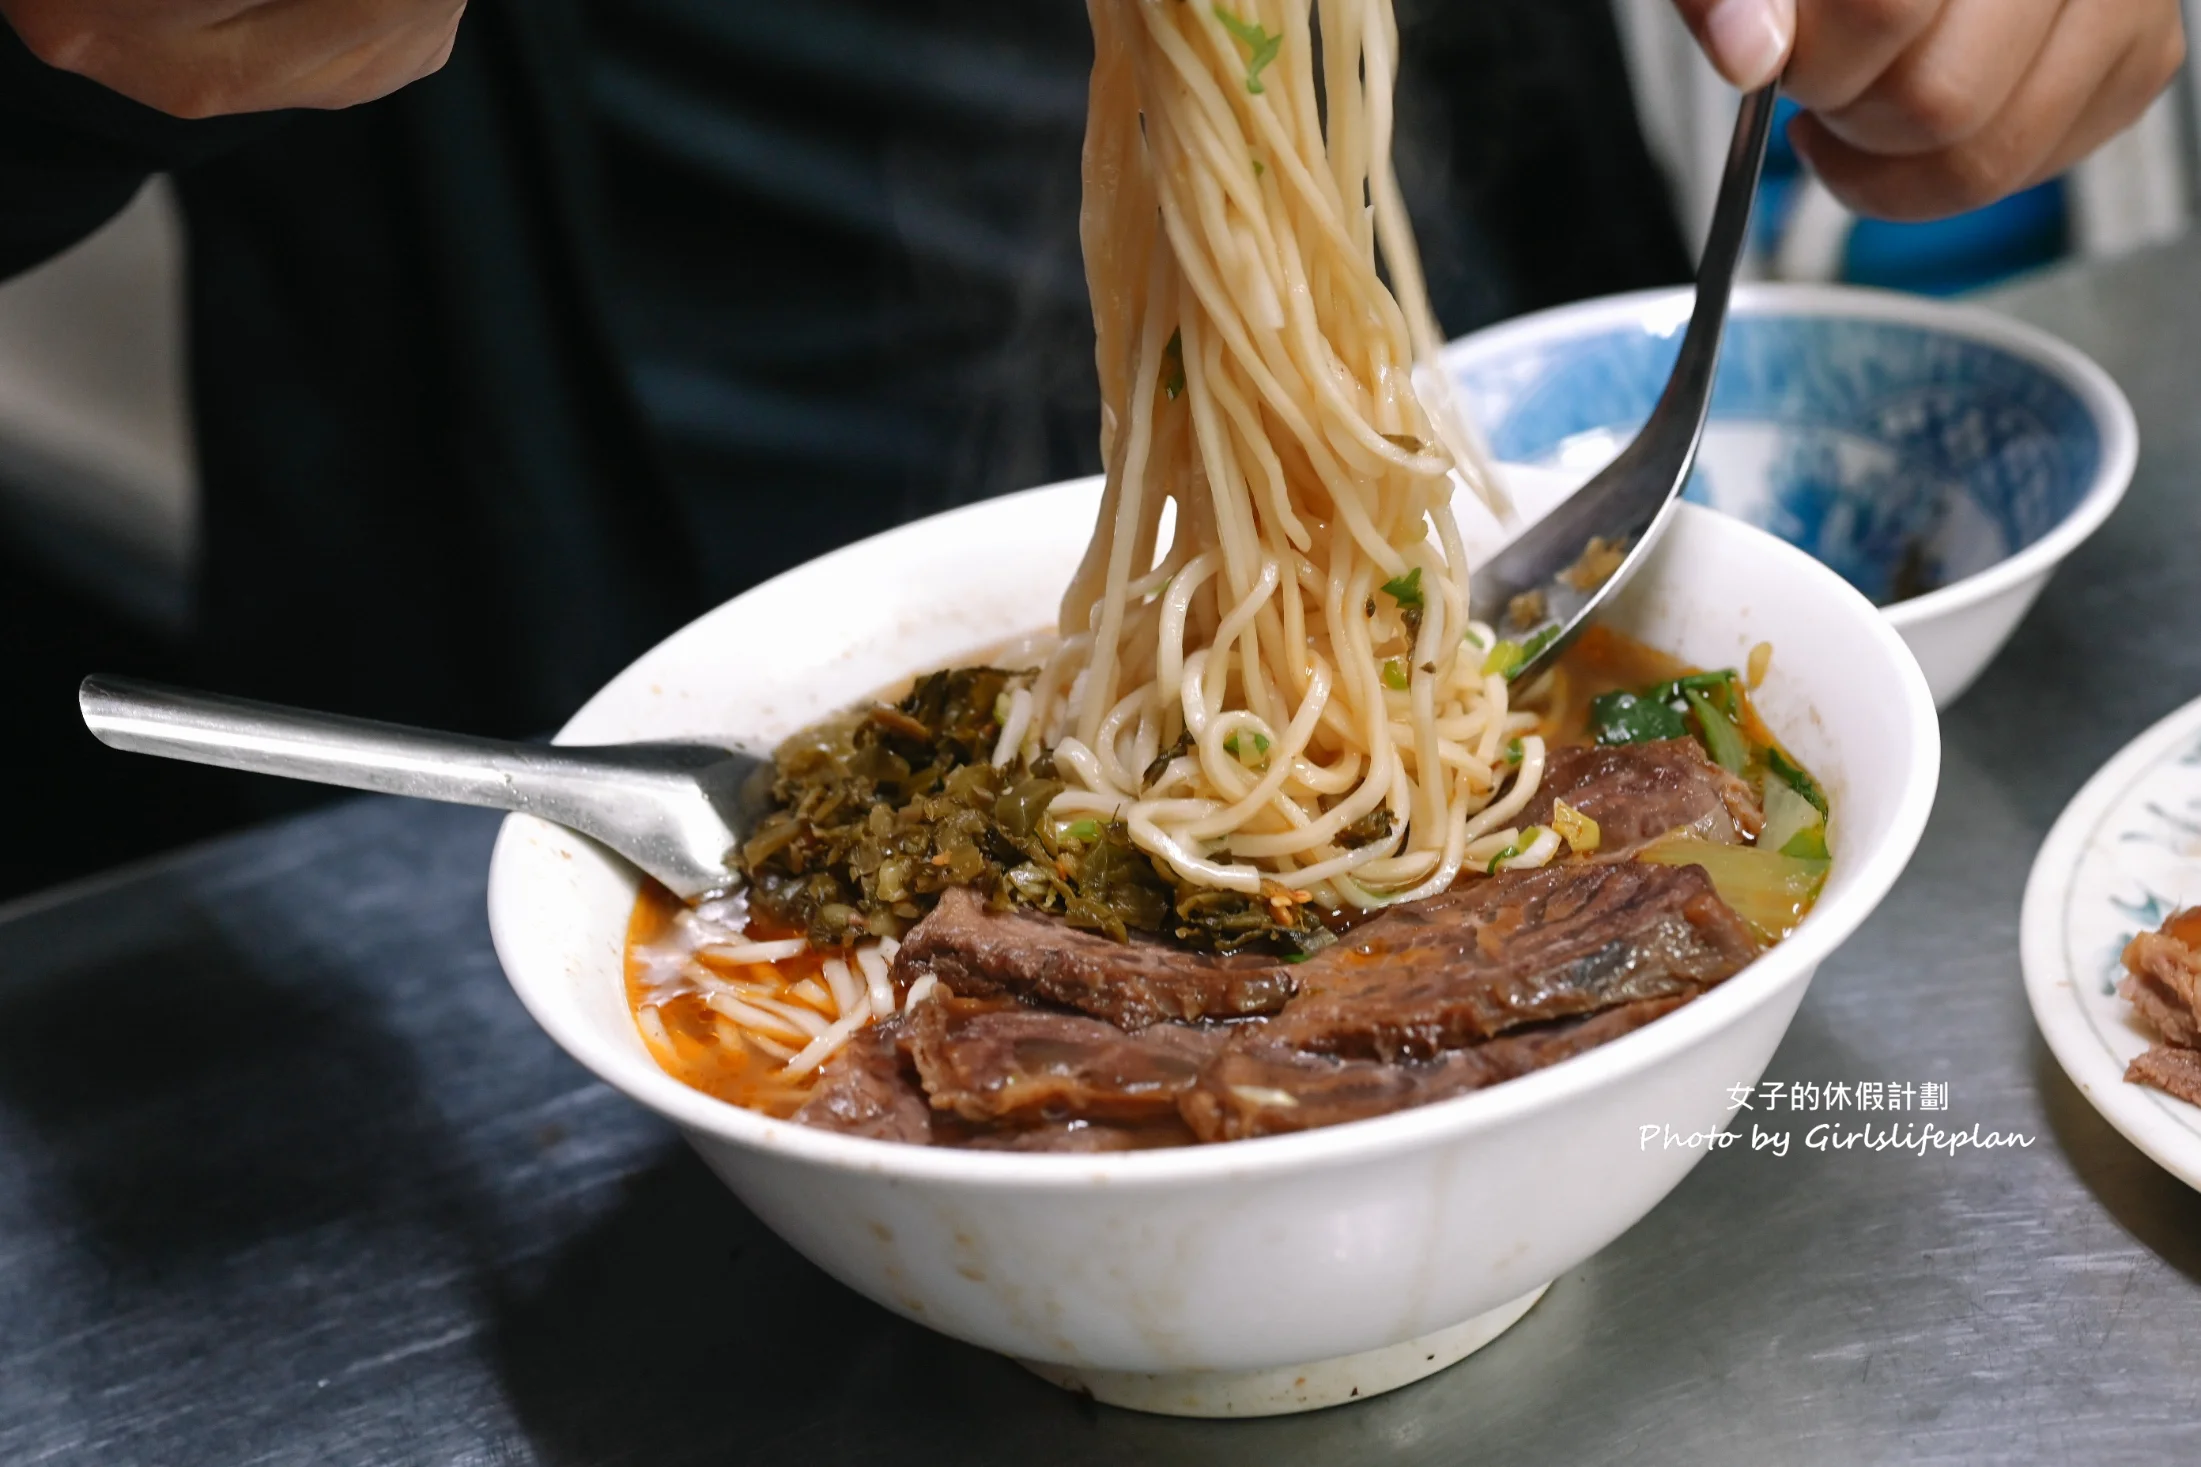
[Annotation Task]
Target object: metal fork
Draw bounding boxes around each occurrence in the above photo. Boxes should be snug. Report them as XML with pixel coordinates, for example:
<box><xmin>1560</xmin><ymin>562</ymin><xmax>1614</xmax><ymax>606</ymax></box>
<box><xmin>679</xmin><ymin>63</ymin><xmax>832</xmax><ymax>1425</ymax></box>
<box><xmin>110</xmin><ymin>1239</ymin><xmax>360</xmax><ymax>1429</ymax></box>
<box><xmin>1466</xmin><ymin>84</ymin><xmax>1779</xmax><ymax>677</ymax></box>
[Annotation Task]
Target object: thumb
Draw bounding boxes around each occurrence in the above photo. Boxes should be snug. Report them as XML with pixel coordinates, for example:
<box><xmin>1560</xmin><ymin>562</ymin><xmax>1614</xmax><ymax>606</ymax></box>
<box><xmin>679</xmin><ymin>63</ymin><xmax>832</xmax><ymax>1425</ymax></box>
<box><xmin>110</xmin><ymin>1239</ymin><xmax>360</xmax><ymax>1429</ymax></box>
<box><xmin>1667</xmin><ymin>0</ymin><xmax>1796</xmax><ymax>89</ymax></box>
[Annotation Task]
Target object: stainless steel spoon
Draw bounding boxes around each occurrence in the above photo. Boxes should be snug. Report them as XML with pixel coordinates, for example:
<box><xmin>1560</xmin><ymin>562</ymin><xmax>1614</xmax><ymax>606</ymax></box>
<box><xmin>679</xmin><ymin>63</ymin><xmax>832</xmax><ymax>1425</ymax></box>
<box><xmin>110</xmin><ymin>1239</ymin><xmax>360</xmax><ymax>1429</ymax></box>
<box><xmin>78</xmin><ymin>676</ymin><xmax>773</xmax><ymax>900</ymax></box>
<box><xmin>1467</xmin><ymin>83</ymin><xmax>1778</xmax><ymax>678</ymax></box>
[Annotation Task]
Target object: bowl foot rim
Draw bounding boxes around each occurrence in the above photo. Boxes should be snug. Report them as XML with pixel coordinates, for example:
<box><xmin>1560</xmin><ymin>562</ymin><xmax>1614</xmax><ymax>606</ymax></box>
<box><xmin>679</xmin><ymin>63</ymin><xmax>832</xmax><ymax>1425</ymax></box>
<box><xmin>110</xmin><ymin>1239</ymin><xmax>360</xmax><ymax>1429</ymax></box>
<box><xmin>1014</xmin><ymin>1281</ymin><xmax>1551</xmax><ymax>1418</ymax></box>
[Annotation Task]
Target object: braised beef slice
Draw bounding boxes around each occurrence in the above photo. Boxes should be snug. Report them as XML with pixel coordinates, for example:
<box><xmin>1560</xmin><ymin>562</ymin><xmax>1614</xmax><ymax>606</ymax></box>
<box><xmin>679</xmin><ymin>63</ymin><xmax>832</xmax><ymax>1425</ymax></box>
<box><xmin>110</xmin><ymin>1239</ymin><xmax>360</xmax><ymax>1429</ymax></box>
<box><xmin>893</xmin><ymin>885</ymin><xmax>1297</xmax><ymax>1028</ymax></box>
<box><xmin>2122</xmin><ymin>928</ymin><xmax>2201</xmax><ymax>1048</ymax></box>
<box><xmin>1519</xmin><ymin>738</ymin><xmax>1763</xmax><ymax>849</ymax></box>
<box><xmin>2126</xmin><ymin>1044</ymin><xmax>2201</xmax><ymax>1106</ymax></box>
<box><xmin>2122</xmin><ymin>972</ymin><xmax>2201</xmax><ymax>1049</ymax></box>
<box><xmin>900</xmin><ymin>995</ymin><xmax>1228</xmax><ymax>1125</ymax></box>
<box><xmin>1258</xmin><ymin>860</ymin><xmax>1758</xmax><ymax>1061</ymax></box>
<box><xmin>791</xmin><ymin>1021</ymin><xmax>934</xmax><ymax>1143</ymax></box>
<box><xmin>1181</xmin><ymin>996</ymin><xmax>1690</xmax><ymax>1142</ymax></box>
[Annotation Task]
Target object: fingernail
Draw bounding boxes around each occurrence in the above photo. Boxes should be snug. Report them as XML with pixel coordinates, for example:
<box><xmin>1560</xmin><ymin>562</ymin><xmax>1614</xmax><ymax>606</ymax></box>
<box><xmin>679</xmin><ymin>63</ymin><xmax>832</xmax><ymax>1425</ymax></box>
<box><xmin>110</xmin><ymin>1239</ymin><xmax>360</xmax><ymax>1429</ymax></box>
<box><xmin>1705</xmin><ymin>0</ymin><xmax>1792</xmax><ymax>89</ymax></box>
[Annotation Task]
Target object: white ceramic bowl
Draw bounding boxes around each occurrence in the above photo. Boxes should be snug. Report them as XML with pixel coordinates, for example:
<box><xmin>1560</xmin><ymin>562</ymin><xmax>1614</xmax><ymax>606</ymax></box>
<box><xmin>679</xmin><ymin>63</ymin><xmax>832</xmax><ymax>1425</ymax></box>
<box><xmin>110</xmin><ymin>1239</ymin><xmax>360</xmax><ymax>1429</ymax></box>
<box><xmin>485</xmin><ymin>485</ymin><xmax>1939</xmax><ymax>1417</ymax></box>
<box><xmin>1445</xmin><ymin>284</ymin><xmax>2137</xmax><ymax>708</ymax></box>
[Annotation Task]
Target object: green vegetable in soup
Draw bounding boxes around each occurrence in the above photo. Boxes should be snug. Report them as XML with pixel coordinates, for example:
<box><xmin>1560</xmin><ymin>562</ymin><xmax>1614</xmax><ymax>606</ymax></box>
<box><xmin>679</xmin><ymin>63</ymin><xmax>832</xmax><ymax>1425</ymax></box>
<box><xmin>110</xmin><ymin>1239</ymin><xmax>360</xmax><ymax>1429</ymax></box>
<box><xmin>1636</xmin><ymin>835</ymin><xmax>1828</xmax><ymax>943</ymax></box>
<box><xmin>1590</xmin><ymin>690</ymin><xmax>1688</xmax><ymax>744</ymax></box>
<box><xmin>1758</xmin><ymin>775</ymin><xmax>1829</xmax><ymax>860</ymax></box>
<box><xmin>1684</xmin><ymin>688</ymin><xmax>1750</xmax><ymax>774</ymax></box>
<box><xmin>1765</xmin><ymin>745</ymin><xmax>1829</xmax><ymax>816</ymax></box>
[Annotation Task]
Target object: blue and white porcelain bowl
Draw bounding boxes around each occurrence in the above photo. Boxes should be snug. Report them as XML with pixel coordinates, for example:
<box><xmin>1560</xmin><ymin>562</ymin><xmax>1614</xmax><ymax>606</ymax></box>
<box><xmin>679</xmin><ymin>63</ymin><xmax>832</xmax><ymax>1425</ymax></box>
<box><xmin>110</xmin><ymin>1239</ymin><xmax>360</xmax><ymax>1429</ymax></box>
<box><xmin>1444</xmin><ymin>284</ymin><xmax>2137</xmax><ymax>707</ymax></box>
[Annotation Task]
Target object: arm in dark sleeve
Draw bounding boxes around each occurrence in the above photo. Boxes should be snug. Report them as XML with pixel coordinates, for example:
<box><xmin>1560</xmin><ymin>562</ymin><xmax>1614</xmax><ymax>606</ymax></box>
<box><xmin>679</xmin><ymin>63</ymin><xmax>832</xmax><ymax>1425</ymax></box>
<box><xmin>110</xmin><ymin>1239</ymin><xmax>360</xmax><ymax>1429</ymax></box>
<box><xmin>0</xmin><ymin>20</ymin><xmax>280</xmax><ymax>279</ymax></box>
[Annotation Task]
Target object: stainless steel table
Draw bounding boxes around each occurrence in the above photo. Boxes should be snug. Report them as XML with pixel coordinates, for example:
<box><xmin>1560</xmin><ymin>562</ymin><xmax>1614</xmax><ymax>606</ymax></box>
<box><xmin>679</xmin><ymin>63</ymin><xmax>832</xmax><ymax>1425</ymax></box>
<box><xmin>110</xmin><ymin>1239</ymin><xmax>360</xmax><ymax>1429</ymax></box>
<box><xmin>7</xmin><ymin>244</ymin><xmax>2201</xmax><ymax>1465</ymax></box>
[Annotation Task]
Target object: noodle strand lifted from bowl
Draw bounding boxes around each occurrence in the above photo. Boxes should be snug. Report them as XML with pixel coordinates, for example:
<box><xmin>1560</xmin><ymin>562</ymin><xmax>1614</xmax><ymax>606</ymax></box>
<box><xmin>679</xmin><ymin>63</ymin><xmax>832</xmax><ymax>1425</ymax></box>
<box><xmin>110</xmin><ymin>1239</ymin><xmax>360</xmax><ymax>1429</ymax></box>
<box><xmin>1030</xmin><ymin>0</ymin><xmax>1532</xmax><ymax>909</ymax></box>
<box><xmin>627</xmin><ymin>0</ymin><xmax>1658</xmax><ymax>1105</ymax></box>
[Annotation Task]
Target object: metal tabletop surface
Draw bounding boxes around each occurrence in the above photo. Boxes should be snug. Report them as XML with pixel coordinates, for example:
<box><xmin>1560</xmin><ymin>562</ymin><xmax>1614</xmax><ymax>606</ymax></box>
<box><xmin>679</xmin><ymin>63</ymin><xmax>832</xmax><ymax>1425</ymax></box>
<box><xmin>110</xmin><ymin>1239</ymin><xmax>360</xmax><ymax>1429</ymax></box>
<box><xmin>8</xmin><ymin>244</ymin><xmax>2201</xmax><ymax>1466</ymax></box>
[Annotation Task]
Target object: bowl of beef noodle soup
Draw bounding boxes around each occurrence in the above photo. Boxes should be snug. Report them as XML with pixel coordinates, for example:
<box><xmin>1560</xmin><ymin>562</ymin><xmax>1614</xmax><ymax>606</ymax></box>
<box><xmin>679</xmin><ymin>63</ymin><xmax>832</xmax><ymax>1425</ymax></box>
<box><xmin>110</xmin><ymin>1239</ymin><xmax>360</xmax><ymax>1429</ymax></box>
<box><xmin>487</xmin><ymin>485</ymin><xmax>1936</xmax><ymax>1414</ymax></box>
<box><xmin>487</xmin><ymin>0</ymin><xmax>1938</xmax><ymax>1417</ymax></box>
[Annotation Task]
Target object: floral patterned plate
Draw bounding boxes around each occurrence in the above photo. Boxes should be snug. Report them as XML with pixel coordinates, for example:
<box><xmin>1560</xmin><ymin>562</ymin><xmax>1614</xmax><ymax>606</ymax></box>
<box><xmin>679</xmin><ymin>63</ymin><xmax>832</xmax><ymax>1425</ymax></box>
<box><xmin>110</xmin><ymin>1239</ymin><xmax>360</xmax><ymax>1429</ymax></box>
<box><xmin>2022</xmin><ymin>695</ymin><xmax>2201</xmax><ymax>1193</ymax></box>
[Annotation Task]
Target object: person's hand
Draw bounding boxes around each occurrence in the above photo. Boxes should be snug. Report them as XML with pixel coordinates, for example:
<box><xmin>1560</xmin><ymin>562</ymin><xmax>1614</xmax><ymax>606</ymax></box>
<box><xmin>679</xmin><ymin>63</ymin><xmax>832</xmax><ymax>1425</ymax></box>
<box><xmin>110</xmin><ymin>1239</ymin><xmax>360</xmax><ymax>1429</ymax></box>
<box><xmin>1669</xmin><ymin>0</ymin><xmax>2187</xmax><ymax>220</ymax></box>
<box><xmin>2</xmin><ymin>0</ymin><xmax>467</xmax><ymax>118</ymax></box>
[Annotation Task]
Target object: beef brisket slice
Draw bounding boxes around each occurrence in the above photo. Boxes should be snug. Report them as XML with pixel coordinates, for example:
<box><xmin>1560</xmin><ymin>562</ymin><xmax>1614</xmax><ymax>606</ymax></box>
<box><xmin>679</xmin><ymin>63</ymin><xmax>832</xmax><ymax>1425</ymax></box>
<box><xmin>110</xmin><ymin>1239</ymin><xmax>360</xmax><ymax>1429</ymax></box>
<box><xmin>1261</xmin><ymin>860</ymin><xmax>1759</xmax><ymax>1061</ymax></box>
<box><xmin>900</xmin><ymin>996</ymin><xmax>1228</xmax><ymax>1125</ymax></box>
<box><xmin>892</xmin><ymin>885</ymin><xmax>1297</xmax><ymax>1027</ymax></box>
<box><xmin>1519</xmin><ymin>738</ymin><xmax>1763</xmax><ymax>849</ymax></box>
<box><xmin>2126</xmin><ymin>1043</ymin><xmax>2201</xmax><ymax>1106</ymax></box>
<box><xmin>2122</xmin><ymin>927</ymin><xmax>2201</xmax><ymax>1047</ymax></box>
<box><xmin>791</xmin><ymin>1022</ymin><xmax>934</xmax><ymax>1143</ymax></box>
<box><xmin>1181</xmin><ymin>996</ymin><xmax>1690</xmax><ymax>1142</ymax></box>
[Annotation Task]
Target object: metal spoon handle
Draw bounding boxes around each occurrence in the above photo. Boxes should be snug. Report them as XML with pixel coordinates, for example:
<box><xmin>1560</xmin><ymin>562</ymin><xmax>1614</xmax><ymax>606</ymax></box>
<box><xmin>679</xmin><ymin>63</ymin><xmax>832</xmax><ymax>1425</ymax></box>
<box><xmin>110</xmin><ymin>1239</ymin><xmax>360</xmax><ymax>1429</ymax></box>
<box><xmin>79</xmin><ymin>674</ymin><xmax>603</xmax><ymax>812</ymax></box>
<box><xmin>1629</xmin><ymin>82</ymin><xmax>1781</xmax><ymax>470</ymax></box>
<box><xmin>77</xmin><ymin>670</ymin><xmax>753</xmax><ymax>807</ymax></box>
<box><xmin>79</xmin><ymin>674</ymin><xmax>764</xmax><ymax>898</ymax></box>
<box><xmin>1467</xmin><ymin>82</ymin><xmax>1777</xmax><ymax>648</ymax></box>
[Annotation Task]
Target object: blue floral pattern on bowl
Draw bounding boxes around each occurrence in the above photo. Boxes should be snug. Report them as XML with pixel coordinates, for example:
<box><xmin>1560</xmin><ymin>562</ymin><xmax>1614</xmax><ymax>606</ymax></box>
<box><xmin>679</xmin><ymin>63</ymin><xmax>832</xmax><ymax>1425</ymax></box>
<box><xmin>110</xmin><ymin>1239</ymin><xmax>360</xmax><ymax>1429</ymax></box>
<box><xmin>1448</xmin><ymin>309</ymin><xmax>2103</xmax><ymax>606</ymax></box>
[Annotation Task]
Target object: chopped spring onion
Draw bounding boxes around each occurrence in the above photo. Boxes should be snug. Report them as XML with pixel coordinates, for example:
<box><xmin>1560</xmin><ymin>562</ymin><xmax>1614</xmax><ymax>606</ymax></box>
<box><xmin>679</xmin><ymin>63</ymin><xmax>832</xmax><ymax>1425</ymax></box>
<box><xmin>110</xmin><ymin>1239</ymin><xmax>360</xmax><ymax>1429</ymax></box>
<box><xmin>1684</xmin><ymin>688</ymin><xmax>1750</xmax><ymax>773</ymax></box>
<box><xmin>1382</xmin><ymin>659</ymin><xmax>1410</xmax><ymax>691</ymax></box>
<box><xmin>1482</xmin><ymin>625</ymin><xmax>1560</xmax><ymax>681</ymax></box>
<box><xmin>1222</xmin><ymin>730</ymin><xmax>1271</xmax><ymax>764</ymax></box>
<box><xmin>1212</xmin><ymin>6</ymin><xmax>1282</xmax><ymax>93</ymax></box>
<box><xmin>1505</xmin><ymin>736</ymin><xmax>1525</xmax><ymax>764</ymax></box>
<box><xmin>1551</xmin><ymin>799</ymin><xmax>1601</xmax><ymax>854</ymax></box>
<box><xmin>1491</xmin><ymin>826</ymin><xmax>1560</xmax><ymax>873</ymax></box>
<box><xmin>1519</xmin><ymin>623</ymin><xmax>1562</xmax><ymax>667</ymax></box>
<box><xmin>1064</xmin><ymin>817</ymin><xmax>1104</xmax><ymax>843</ymax></box>
<box><xmin>1381</xmin><ymin>567</ymin><xmax>1424</xmax><ymax>612</ymax></box>
<box><xmin>1636</xmin><ymin>835</ymin><xmax>1829</xmax><ymax>943</ymax></box>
